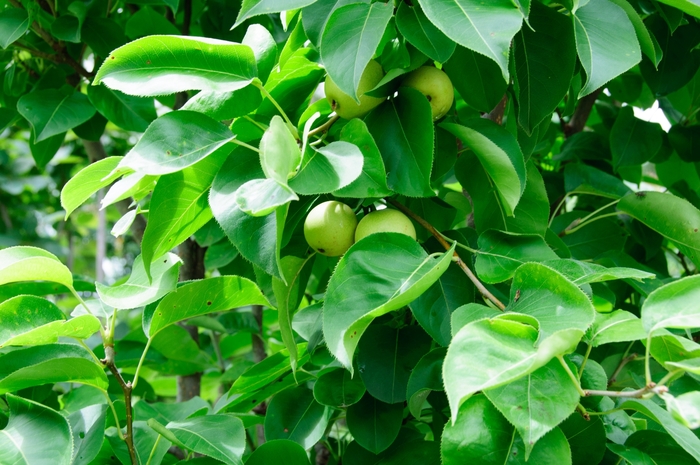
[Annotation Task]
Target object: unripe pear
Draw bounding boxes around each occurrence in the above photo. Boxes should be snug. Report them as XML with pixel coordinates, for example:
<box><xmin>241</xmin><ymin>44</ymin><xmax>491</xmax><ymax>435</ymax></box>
<box><xmin>401</xmin><ymin>66</ymin><xmax>454</xmax><ymax>121</ymax></box>
<box><xmin>325</xmin><ymin>60</ymin><xmax>385</xmax><ymax>120</ymax></box>
<box><xmin>304</xmin><ymin>201</ymin><xmax>358</xmax><ymax>257</ymax></box>
<box><xmin>355</xmin><ymin>209</ymin><xmax>416</xmax><ymax>242</ymax></box>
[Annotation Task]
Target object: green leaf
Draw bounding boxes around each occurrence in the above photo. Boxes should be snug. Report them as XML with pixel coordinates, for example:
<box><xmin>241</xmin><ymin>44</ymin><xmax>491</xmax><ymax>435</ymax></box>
<box><xmin>235</xmin><ymin>178</ymin><xmax>298</xmax><ymax>217</ymax></box>
<box><xmin>513</xmin><ymin>3</ymin><xmax>576</xmax><ymax>133</ymax></box>
<box><xmin>450</xmin><ymin>303</ymin><xmax>500</xmax><ymax>337</ymax></box>
<box><xmin>124</xmin><ymin>6</ymin><xmax>180</xmax><ymax>38</ymax></box>
<box><xmin>564</xmin><ymin>162</ymin><xmax>631</xmax><ymax>199</ymax></box>
<box><xmin>484</xmin><ymin>358</ymin><xmax>580</xmax><ymax>457</ymax></box>
<box><xmin>145</xmin><ymin>276</ymin><xmax>268</xmax><ymax>338</ymax></box>
<box><xmin>475</xmin><ymin>230</ymin><xmax>559</xmax><ymax>284</ymax></box>
<box><xmin>109</xmin><ymin>421</ymin><xmax>171</xmax><ymax>465</ymax></box>
<box><xmin>365</xmin><ymin>88</ymin><xmax>434</xmax><ymax>197</ymax></box>
<box><xmin>641</xmin><ymin>275</ymin><xmax>700</xmax><ymax>335</ymax></box>
<box><xmin>655</xmin><ymin>0</ymin><xmax>700</xmax><ymax>21</ymax></box>
<box><xmin>272</xmin><ymin>255</ymin><xmax>314</xmax><ymax>372</ymax></box>
<box><xmin>313</xmin><ymin>368</ymin><xmax>365</xmax><ymax>408</ymax></box>
<box><xmin>0</xmin><ymin>296</ymin><xmax>100</xmax><ymax>347</ymax></box>
<box><xmin>0</xmin><ymin>394</ymin><xmax>72</xmax><ymax>465</ymax></box>
<box><xmin>664</xmin><ymin>392</ymin><xmax>700</xmax><ymax>430</ymax></box>
<box><xmin>441</xmin><ymin>395</ymin><xmax>571</xmax><ymax>465</ymax></box>
<box><xmin>243</xmin><ymin>24</ymin><xmax>278</xmax><ymax>84</ymax></box>
<box><xmin>443</xmin><ymin>46</ymin><xmax>506</xmax><ymax>114</ymax></box>
<box><xmin>260</xmin><ymin>115</ymin><xmax>301</xmax><ymax>185</ymax></box>
<box><xmin>346</xmin><ymin>393</ymin><xmax>403</xmax><ymax>454</ymax></box>
<box><xmin>181</xmin><ymin>86</ymin><xmax>262</xmax><ymax>121</ymax></box>
<box><xmin>617</xmin><ymin>191</ymin><xmax>700</xmax><ymax>268</ymax></box>
<box><xmin>333</xmin><ymin>119</ymin><xmax>391</xmax><ymax>198</ymax></box>
<box><xmin>118</xmin><ymin>111</ymin><xmax>235</xmax><ymax>175</ymax></box>
<box><xmin>0</xmin><ymin>246</ymin><xmax>73</xmax><ymax>289</ymax></box>
<box><xmin>17</xmin><ymin>88</ymin><xmax>96</xmax><ymax>143</ymax></box>
<box><xmin>265</xmin><ymin>385</ymin><xmax>331</xmax><ymax>449</ymax></box>
<box><xmin>620</xmin><ymin>398</ymin><xmax>700</xmax><ymax>462</ymax></box>
<box><xmin>289</xmin><ymin>142</ymin><xmax>364</xmax><ymax>195</ymax></box>
<box><xmin>416</xmin><ymin>0</ymin><xmax>522</xmax><ymax>81</ymax></box>
<box><xmin>541</xmin><ymin>259</ymin><xmax>654</xmax><ymax>285</ymax></box>
<box><xmin>559</xmin><ymin>413</ymin><xmax>606</xmax><ymax>465</ymax></box>
<box><xmin>409</xmin><ymin>263</ymin><xmax>475</xmax><ymax>346</ymax></box>
<box><xmin>141</xmin><ymin>151</ymin><xmax>228</xmax><ymax>277</ymax></box>
<box><xmin>69</xmin><ymin>404</ymin><xmax>107</xmax><ymax>465</ymax></box>
<box><xmin>93</xmin><ymin>35</ymin><xmax>257</xmax><ymax>97</ymax></box>
<box><xmin>0</xmin><ymin>343</ymin><xmax>109</xmax><ymax>394</ymax></box>
<box><xmin>246</xmin><ymin>439</ymin><xmax>311</xmax><ymax>465</ymax></box>
<box><xmin>210</xmin><ymin>148</ymin><xmax>287</xmax><ymax>280</ymax></box>
<box><xmin>610</xmin><ymin>107</ymin><xmax>663</xmax><ymax>169</ymax></box>
<box><xmin>443</xmin><ymin>119</ymin><xmax>526</xmax><ymax>216</ymax></box>
<box><xmin>608</xmin><ymin>0</ymin><xmax>661</xmax><ymax>67</ymax></box>
<box><xmin>508</xmin><ymin>263</ymin><xmax>595</xmax><ymax>343</ymax></box>
<box><xmin>0</xmin><ymin>8</ymin><xmax>29</xmax><ymax>49</ymax></box>
<box><xmin>573</xmin><ymin>0</ymin><xmax>641</xmax><ymax>97</ymax></box>
<box><xmin>234</xmin><ymin>0</ymin><xmax>317</xmax><ymax>29</ymax></box>
<box><xmin>87</xmin><ymin>84</ymin><xmax>156</xmax><ymax>132</ymax></box>
<box><xmin>406</xmin><ymin>347</ymin><xmax>446</xmax><ymax>418</ymax></box>
<box><xmin>320</xmin><ymin>2</ymin><xmax>393</xmax><ymax>100</ymax></box>
<box><xmin>61</xmin><ymin>156</ymin><xmax>129</xmax><ymax>219</ymax></box>
<box><xmin>96</xmin><ymin>253</ymin><xmax>181</xmax><ymax>310</ymax></box>
<box><xmin>395</xmin><ymin>2</ymin><xmax>455</xmax><ymax>63</ymax></box>
<box><xmin>167</xmin><ymin>415</ymin><xmax>245</xmax><ymax>465</ymax></box>
<box><xmin>584</xmin><ymin>310</ymin><xmax>646</xmax><ymax>347</ymax></box>
<box><xmin>357</xmin><ymin>325</ymin><xmax>431</xmax><ymax>404</ymax></box>
<box><xmin>323</xmin><ymin>233</ymin><xmax>454</xmax><ymax>370</ymax></box>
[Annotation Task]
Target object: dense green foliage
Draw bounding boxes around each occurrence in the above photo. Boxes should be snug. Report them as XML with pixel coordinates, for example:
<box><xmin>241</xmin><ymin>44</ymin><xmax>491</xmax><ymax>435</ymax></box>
<box><xmin>2</xmin><ymin>0</ymin><xmax>700</xmax><ymax>464</ymax></box>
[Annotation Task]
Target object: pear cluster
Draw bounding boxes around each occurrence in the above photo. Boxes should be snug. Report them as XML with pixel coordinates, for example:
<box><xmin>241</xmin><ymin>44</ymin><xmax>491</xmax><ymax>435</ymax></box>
<box><xmin>304</xmin><ymin>201</ymin><xmax>416</xmax><ymax>257</ymax></box>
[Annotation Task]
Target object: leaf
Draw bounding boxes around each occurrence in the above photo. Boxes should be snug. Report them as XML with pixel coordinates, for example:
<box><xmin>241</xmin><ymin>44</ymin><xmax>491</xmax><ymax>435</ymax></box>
<box><xmin>87</xmin><ymin>84</ymin><xmax>156</xmax><ymax>132</ymax></box>
<box><xmin>443</xmin><ymin>119</ymin><xmax>526</xmax><ymax>216</ymax></box>
<box><xmin>475</xmin><ymin>230</ymin><xmax>559</xmax><ymax>284</ymax></box>
<box><xmin>320</xmin><ymin>2</ymin><xmax>393</xmax><ymax>100</ymax></box>
<box><xmin>395</xmin><ymin>2</ymin><xmax>455</xmax><ymax>63</ymax></box>
<box><xmin>573</xmin><ymin>0</ymin><xmax>641</xmax><ymax>97</ymax></box>
<box><xmin>234</xmin><ymin>0</ymin><xmax>317</xmax><ymax>29</ymax></box>
<box><xmin>69</xmin><ymin>404</ymin><xmax>107</xmax><ymax>465</ymax></box>
<box><xmin>117</xmin><ymin>111</ymin><xmax>235</xmax><ymax>176</ymax></box>
<box><xmin>484</xmin><ymin>358</ymin><xmax>580</xmax><ymax>457</ymax></box>
<box><xmin>141</xmin><ymin>151</ymin><xmax>228</xmax><ymax>277</ymax></box>
<box><xmin>265</xmin><ymin>385</ymin><xmax>331</xmax><ymax>449</ymax></box>
<box><xmin>181</xmin><ymin>86</ymin><xmax>262</xmax><ymax>121</ymax></box>
<box><xmin>641</xmin><ymin>274</ymin><xmax>700</xmax><ymax>335</ymax></box>
<box><xmin>17</xmin><ymin>88</ymin><xmax>96</xmax><ymax>143</ymax></box>
<box><xmin>508</xmin><ymin>263</ymin><xmax>595</xmax><ymax>343</ymax></box>
<box><xmin>260</xmin><ymin>115</ymin><xmax>301</xmax><ymax>185</ymax></box>
<box><xmin>541</xmin><ymin>259</ymin><xmax>654</xmax><ymax>285</ymax></box>
<box><xmin>365</xmin><ymin>88</ymin><xmax>434</xmax><ymax>197</ymax></box>
<box><xmin>243</xmin><ymin>24</ymin><xmax>278</xmax><ymax>84</ymax></box>
<box><xmin>0</xmin><ymin>394</ymin><xmax>72</xmax><ymax>465</ymax></box>
<box><xmin>416</xmin><ymin>0</ymin><xmax>522</xmax><ymax>81</ymax></box>
<box><xmin>441</xmin><ymin>395</ymin><xmax>572</xmax><ymax>465</ymax></box>
<box><xmin>620</xmin><ymin>398</ymin><xmax>700</xmax><ymax>462</ymax></box>
<box><xmin>289</xmin><ymin>142</ymin><xmax>364</xmax><ymax>195</ymax></box>
<box><xmin>357</xmin><ymin>325</ymin><xmax>431</xmax><ymax>404</ymax></box>
<box><xmin>93</xmin><ymin>35</ymin><xmax>257</xmax><ymax>97</ymax></box>
<box><xmin>346</xmin><ymin>393</ymin><xmax>403</xmax><ymax>454</ymax></box>
<box><xmin>617</xmin><ymin>191</ymin><xmax>700</xmax><ymax>268</ymax></box>
<box><xmin>584</xmin><ymin>310</ymin><xmax>646</xmax><ymax>347</ymax></box>
<box><xmin>210</xmin><ymin>148</ymin><xmax>287</xmax><ymax>280</ymax></box>
<box><xmin>450</xmin><ymin>303</ymin><xmax>500</xmax><ymax>337</ymax></box>
<box><xmin>610</xmin><ymin>107</ymin><xmax>663</xmax><ymax>169</ymax></box>
<box><xmin>313</xmin><ymin>368</ymin><xmax>366</xmax><ymax>408</ymax></box>
<box><xmin>409</xmin><ymin>263</ymin><xmax>475</xmax><ymax>346</ymax></box>
<box><xmin>513</xmin><ymin>2</ymin><xmax>576</xmax><ymax>133</ymax></box>
<box><xmin>234</xmin><ymin>178</ymin><xmax>298</xmax><ymax>217</ymax></box>
<box><xmin>109</xmin><ymin>421</ymin><xmax>171</xmax><ymax>465</ymax></box>
<box><xmin>96</xmin><ymin>253</ymin><xmax>181</xmax><ymax>310</ymax></box>
<box><xmin>246</xmin><ymin>439</ymin><xmax>312</xmax><ymax>465</ymax></box>
<box><xmin>443</xmin><ymin>46</ymin><xmax>506</xmax><ymax>114</ymax></box>
<box><xmin>608</xmin><ymin>0</ymin><xmax>660</xmax><ymax>67</ymax></box>
<box><xmin>559</xmin><ymin>413</ymin><xmax>606</xmax><ymax>465</ymax></box>
<box><xmin>0</xmin><ymin>246</ymin><xmax>73</xmax><ymax>288</ymax></box>
<box><xmin>0</xmin><ymin>8</ymin><xmax>29</xmax><ymax>49</ymax></box>
<box><xmin>564</xmin><ymin>162</ymin><xmax>631</xmax><ymax>199</ymax></box>
<box><xmin>654</xmin><ymin>0</ymin><xmax>700</xmax><ymax>19</ymax></box>
<box><xmin>0</xmin><ymin>343</ymin><xmax>109</xmax><ymax>394</ymax></box>
<box><xmin>664</xmin><ymin>392</ymin><xmax>700</xmax><ymax>430</ymax></box>
<box><xmin>323</xmin><ymin>233</ymin><xmax>454</xmax><ymax>370</ymax></box>
<box><xmin>406</xmin><ymin>347</ymin><xmax>446</xmax><ymax>418</ymax></box>
<box><xmin>334</xmin><ymin>119</ymin><xmax>391</xmax><ymax>198</ymax></box>
<box><xmin>167</xmin><ymin>415</ymin><xmax>245</xmax><ymax>465</ymax></box>
<box><xmin>61</xmin><ymin>156</ymin><xmax>129</xmax><ymax>218</ymax></box>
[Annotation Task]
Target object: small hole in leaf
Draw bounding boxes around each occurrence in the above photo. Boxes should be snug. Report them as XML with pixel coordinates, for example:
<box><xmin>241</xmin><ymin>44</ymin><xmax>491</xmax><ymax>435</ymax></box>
<box><xmin>207</xmin><ymin>301</ymin><xmax>212</xmax><ymax>306</ymax></box>
<box><xmin>79</xmin><ymin>432</ymin><xmax>85</xmax><ymax>439</ymax></box>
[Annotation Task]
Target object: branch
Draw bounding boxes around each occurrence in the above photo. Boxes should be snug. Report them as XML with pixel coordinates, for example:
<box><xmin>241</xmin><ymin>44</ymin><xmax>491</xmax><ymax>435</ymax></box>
<box><xmin>608</xmin><ymin>353</ymin><xmax>637</xmax><ymax>387</ymax></box>
<box><xmin>564</xmin><ymin>88</ymin><xmax>602</xmax><ymax>137</ymax></box>
<box><xmin>585</xmin><ymin>383</ymin><xmax>668</xmax><ymax>398</ymax></box>
<box><xmin>385</xmin><ymin>198</ymin><xmax>506</xmax><ymax>311</ymax></box>
<box><xmin>103</xmin><ymin>346</ymin><xmax>138</xmax><ymax>465</ymax></box>
<box><xmin>307</xmin><ymin>114</ymin><xmax>340</xmax><ymax>138</ymax></box>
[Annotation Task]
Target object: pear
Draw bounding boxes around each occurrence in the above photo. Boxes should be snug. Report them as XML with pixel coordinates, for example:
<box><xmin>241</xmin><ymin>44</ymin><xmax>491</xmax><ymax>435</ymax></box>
<box><xmin>304</xmin><ymin>201</ymin><xmax>358</xmax><ymax>256</ymax></box>
<box><xmin>401</xmin><ymin>66</ymin><xmax>454</xmax><ymax>121</ymax></box>
<box><xmin>355</xmin><ymin>209</ymin><xmax>416</xmax><ymax>242</ymax></box>
<box><xmin>325</xmin><ymin>60</ymin><xmax>385</xmax><ymax>120</ymax></box>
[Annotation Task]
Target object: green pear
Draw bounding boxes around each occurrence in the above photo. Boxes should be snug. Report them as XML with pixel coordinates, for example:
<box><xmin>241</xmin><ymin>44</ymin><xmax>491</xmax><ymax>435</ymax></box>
<box><xmin>325</xmin><ymin>60</ymin><xmax>385</xmax><ymax>120</ymax></box>
<box><xmin>304</xmin><ymin>201</ymin><xmax>358</xmax><ymax>256</ymax></box>
<box><xmin>401</xmin><ymin>66</ymin><xmax>454</xmax><ymax>121</ymax></box>
<box><xmin>355</xmin><ymin>209</ymin><xmax>416</xmax><ymax>242</ymax></box>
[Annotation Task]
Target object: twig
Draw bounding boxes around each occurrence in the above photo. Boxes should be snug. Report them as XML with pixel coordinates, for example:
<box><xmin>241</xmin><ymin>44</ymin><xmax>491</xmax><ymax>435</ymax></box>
<box><xmin>584</xmin><ymin>383</ymin><xmax>667</xmax><ymax>398</ymax></box>
<box><xmin>104</xmin><ymin>346</ymin><xmax>138</xmax><ymax>465</ymax></box>
<box><xmin>608</xmin><ymin>352</ymin><xmax>637</xmax><ymax>387</ymax></box>
<box><xmin>182</xmin><ymin>0</ymin><xmax>192</xmax><ymax>35</ymax></box>
<box><xmin>307</xmin><ymin>114</ymin><xmax>339</xmax><ymax>138</ymax></box>
<box><xmin>564</xmin><ymin>88</ymin><xmax>602</xmax><ymax>137</ymax></box>
<box><xmin>385</xmin><ymin>198</ymin><xmax>506</xmax><ymax>310</ymax></box>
